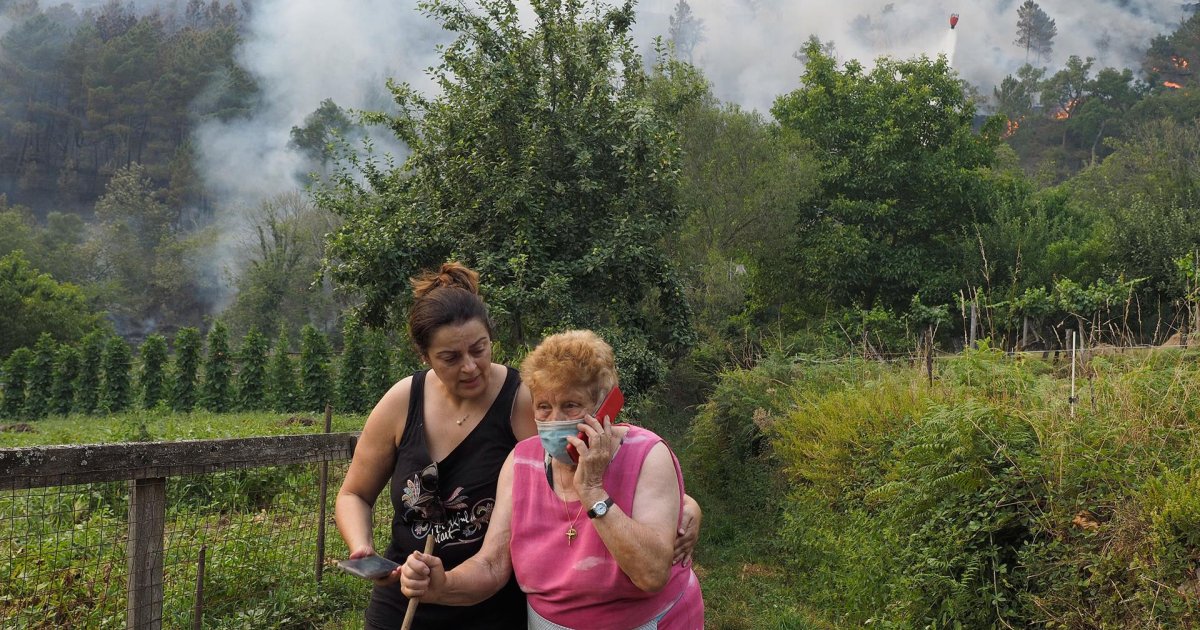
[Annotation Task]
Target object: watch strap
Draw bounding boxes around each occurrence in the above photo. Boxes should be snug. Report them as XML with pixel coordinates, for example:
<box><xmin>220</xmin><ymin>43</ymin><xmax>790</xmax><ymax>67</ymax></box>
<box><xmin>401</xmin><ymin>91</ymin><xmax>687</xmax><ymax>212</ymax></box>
<box><xmin>587</xmin><ymin>496</ymin><xmax>614</xmax><ymax>519</ymax></box>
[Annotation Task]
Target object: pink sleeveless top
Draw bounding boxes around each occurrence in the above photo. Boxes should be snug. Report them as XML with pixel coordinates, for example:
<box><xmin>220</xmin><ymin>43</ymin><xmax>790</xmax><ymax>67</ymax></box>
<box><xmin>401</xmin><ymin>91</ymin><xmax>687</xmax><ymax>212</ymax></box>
<box><xmin>510</xmin><ymin>425</ymin><xmax>704</xmax><ymax>630</ymax></box>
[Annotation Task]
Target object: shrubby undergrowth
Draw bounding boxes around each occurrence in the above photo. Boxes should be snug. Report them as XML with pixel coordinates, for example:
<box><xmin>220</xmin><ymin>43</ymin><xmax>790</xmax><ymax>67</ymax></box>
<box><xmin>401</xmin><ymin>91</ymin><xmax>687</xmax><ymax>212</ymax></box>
<box><xmin>684</xmin><ymin>346</ymin><xmax>1200</xmax><ymax>627</ymax></box>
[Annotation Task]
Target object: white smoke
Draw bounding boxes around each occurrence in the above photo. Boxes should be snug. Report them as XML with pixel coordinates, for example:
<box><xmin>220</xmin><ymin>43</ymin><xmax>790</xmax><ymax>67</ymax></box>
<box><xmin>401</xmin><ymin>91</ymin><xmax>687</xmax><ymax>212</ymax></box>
<box><xmin>630</xmin><ymin>0</ymin><xmax>1188</xmax><ymax>112</ymax></box>
<box><xmin>192</xmin><ymin>0</ymin><xmax>1188</xmax><ymax>209</ymax></box>
<box><xmin>195</xmin><ymin>0</ymin><xmax>442</xmax><ymax>209</ymax></box>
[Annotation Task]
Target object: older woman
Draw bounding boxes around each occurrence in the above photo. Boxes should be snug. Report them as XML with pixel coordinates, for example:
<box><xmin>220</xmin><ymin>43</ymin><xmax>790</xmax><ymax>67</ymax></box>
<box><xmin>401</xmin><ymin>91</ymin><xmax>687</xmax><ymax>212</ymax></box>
<box><xmin>400</xmin><ymin>330</ymin><xmax>704</xmax><ymax>629</ymax></box>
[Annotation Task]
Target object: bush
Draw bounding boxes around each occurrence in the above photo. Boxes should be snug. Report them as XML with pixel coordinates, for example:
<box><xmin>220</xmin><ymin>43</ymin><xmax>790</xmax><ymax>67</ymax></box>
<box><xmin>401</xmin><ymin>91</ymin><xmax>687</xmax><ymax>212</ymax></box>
<box><xmin>50</xmin><ymin>345</ymin><xmax>80</xmax><ymax>415</ymax></box>
<box><xmin>25</xmin><ymin>333</ymin><xmax>56</xmax><ymax>419</ymax></box>
<box><xmin>201</xmin><ymin>321</ymin><xmax>233</xmax><ymax>412</ymax></box>
<box><xmin>101</xmin><ymin>336</ymin><xmax>132</xmax><ymax>413</ymax></box>
<box><xmin>75</xmin><ymin>330</ymin><xmax>106</xmax><ymax>414</ymax></box>
<box><xmin>1</xmin><ymin>347</ymin><xmax>32</xmax><ymax>419</ymax></box>
<box><xmin>298</xmin><ymin>324</ymin><xmax>333</xmax><ymax>413</ymax></box>
<box><xmin>363</xmin><ymin>330</ymin><xmax>394</xmax><ymax>406</ymax></box>
<box><xmin>138</xmin><ymin>334</ymin><xmax>168</xmax><ymax>409</ymax></box>
<box><xmin>235</xmin><ymin>328</ymin><xmax>268</xmax><ymax>411</ymax></box>
<box><xmin>267</xmin><ymin>327</ymin><xmax>298</xmax><ymax>413</ymax></box>
<box><xmin>876</xmin><ymin>402</ymin><xmax>1041</xmax><ymax>627</ymax></box>
<box><xmin>171</xmin><ymin>327</ymin><xmax>202</xmax><ymax>412</ymax></box>
<box><xmin>336</xmin><ymin>318</ymin><xmax>366</xmax><ymax>413</ymax></box>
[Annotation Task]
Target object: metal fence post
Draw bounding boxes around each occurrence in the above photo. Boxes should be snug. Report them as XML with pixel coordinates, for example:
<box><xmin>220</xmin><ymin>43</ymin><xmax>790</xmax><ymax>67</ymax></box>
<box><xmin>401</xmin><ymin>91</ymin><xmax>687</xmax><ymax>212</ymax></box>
<box><xmin>316</xmin><ymin>404</ymin><xmax>333</xmax><ymax>582</ymax></box>
<box><xmin>127</xmin><ymin>477</ymin><xmax>167</xmax><ymax>629</ymax></box>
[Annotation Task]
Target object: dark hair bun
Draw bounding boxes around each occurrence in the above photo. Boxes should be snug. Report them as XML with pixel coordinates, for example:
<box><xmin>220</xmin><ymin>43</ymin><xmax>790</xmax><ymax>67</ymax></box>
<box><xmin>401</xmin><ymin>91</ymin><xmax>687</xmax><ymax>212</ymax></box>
<box><xmin>411</xmin><ymin>262</ymin><xmax>480</xmax><ymax>299</ymax></box>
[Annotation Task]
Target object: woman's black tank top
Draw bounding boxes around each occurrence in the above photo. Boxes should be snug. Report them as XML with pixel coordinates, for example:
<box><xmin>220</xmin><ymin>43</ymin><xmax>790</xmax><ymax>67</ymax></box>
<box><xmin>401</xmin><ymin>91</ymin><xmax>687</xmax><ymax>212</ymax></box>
<box><xmin>364</xmin><ymin>367</ymin><xmax>527</xmax><ymax>629</ymax></box>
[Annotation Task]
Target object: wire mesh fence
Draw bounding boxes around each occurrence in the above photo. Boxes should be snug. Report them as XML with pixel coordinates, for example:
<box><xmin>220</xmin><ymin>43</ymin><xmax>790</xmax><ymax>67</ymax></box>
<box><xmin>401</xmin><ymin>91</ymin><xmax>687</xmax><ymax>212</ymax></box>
<box><xmin>0</xmin><ymin>433</ymin><xmax>393</xmax><ymax>629</ymax></box>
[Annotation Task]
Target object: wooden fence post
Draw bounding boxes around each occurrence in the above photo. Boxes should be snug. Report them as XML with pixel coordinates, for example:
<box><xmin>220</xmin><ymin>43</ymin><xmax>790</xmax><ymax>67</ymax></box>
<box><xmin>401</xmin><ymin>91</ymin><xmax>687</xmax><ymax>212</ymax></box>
<box><xmin>193</xmin><ymin>545</ymin><xmax>206</xmax><ymax>630</ymax></box>
<box><xmin>969</xmin><ymin>300</ymin><xmax>979</xmax><ymax>349</ymax></box>
<box><xmin>127</xmin><ymin>477</ymin><xmax>167</xmax><ymax>630</ymax></box>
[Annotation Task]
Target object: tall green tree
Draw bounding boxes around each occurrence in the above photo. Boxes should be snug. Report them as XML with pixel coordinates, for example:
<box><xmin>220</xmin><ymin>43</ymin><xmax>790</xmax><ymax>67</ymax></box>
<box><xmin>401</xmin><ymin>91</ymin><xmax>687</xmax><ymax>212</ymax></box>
<box><xmin>267</xmin><ymin>326</ymin><xmax>298</xmax><ymax>413</ymax></box>
<box><xmin>321</xmin><ymin>0</ymin><xmax>694</xmax><ymax>395</ymax></box>
<box><xmin>993</xmin><ymin>64</ymin><xmax>1045</xmax><ymax>121</ymax></box>
<box><xmin>138</xmin><ymin>333</ymin><xmax>168</xmax><ymax>409</ymax></box>
<box><xmin>1014</xmin><ymin>1</ymin><xmax>1057</xmax><ymax>64</ymax></box>
<box><xmin>299</xmin><ymin>324</ymin><xmax>333</xmax><ymax>412</ymax></box>
<box><xmin>25</xmin><ymin>333</ymin><xmax>56</xmax><ymax>419</ymax></box>
<box><xmin>668</xmin><ymin>0</ymin><xmax>704</xmax><ymax>62</ymax></box>
<box><xmin>336</xmin><ymin>318</ymin><xmax>367</xmax><ymax>413</ymax></box>
<box><xmin>100</xmin><ymin>335</ymin><xmax>132</xmax><ymax>413</ymax></box>
<box><xmin>75</xmin><ymin>329</ymin><xmax>106</xmax><ymax>415</ymax></box>
<box><xmin>50</xmin><ymin>344</ymin><xmax>80</xmax><ymax>415</ymax></box>
<box><xmin>1</xmin><ymin>347</ymin><xmax>32</xmax><ymax>419</ymax></box>
<box><xmin>770</xmin><ymin>42</ymin><xmax>1004</xmax><ymax>315</ymax></box>
<box><xmin>170</xmin><ymin>327</ymin><xmax>202</xmax><ymax>412</ymax></box>
<box><xmin>200</xmin><ymin>320</ymin><xmax>233</xmax><ymax>412</ymax></box>
<box><xmin>223</xmin><ymin>193</ymin><xmax>342</xmax><ymax>340</ymax></box>
<box><xmin>363</xmin><ymin>329</ymin><xmax>394</xmax><ymax>406</ymax></box>
<box><xmin>235</xmin><ymin>327</ymin><xmax>268</xmax><ymax>411</ymax></box>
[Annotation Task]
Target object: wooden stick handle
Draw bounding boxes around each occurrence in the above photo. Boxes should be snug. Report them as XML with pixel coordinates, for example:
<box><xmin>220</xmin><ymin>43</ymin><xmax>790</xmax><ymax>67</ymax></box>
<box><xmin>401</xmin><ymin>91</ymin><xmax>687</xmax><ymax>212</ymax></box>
<box><xmin>400</xmin><ymin>534</ymin><xmax>436</xmax><ymax>630</ymax></box>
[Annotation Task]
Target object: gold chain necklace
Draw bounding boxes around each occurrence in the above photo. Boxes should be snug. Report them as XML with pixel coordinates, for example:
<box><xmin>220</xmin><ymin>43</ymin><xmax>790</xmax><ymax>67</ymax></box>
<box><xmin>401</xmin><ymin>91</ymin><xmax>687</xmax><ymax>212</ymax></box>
<box><xmin>563</xmin><ymin>502</ymin><xmax>585</xmax><ymax>545</ymax></box>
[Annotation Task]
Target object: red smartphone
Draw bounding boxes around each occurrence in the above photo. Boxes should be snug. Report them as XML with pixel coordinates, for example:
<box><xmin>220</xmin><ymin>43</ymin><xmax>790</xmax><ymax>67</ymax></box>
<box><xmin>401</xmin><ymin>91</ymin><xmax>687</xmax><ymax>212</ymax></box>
<box><xmin>567</xmin><ymin>386</ymin><xmax>624</xmax><ymax>463</ymax></box>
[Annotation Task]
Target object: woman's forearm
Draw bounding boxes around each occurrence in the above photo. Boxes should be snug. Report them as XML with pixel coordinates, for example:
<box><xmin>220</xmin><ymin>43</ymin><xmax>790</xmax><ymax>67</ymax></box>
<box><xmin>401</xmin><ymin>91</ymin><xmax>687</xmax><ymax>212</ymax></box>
<box><xmin>426</xmin><ymin>554</ymin><xmax>511</xmax><ymax>606</ymax></box>
<box><xmin>335</xmin><ymin>492</ymin><xmax>376</xmax><ymax>553</ymax></box>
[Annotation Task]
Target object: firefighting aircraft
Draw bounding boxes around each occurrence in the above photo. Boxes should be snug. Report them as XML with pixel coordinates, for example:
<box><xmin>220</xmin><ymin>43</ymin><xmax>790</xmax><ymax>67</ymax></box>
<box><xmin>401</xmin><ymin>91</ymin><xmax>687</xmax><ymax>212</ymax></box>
<box><xmin>950</xmin><ymin>13</ymin><xmax>959</xmax><ymax>29</ymax></box>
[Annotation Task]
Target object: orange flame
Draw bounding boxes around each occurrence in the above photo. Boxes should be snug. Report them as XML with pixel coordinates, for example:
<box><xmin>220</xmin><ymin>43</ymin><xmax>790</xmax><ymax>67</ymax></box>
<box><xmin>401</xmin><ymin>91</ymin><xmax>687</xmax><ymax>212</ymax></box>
<box><xmin>1003</xmin><ymin>117</ymin><xmax>1021</xmax><ymax>138</ymax></box>
<box><xmin>1165</xmin><ymin>81</ymin><xmax>1184</xmax><ymax>89</ymax></box>
<box><xmin>1052</xmin><ymin>99</ymin><xmax>1079</xmax><ymax>120</ymax></box>
<box><xmin>1172</xmin><ymin>55</ymin><xmax>1190</xmax><ymax>69</ymax></box>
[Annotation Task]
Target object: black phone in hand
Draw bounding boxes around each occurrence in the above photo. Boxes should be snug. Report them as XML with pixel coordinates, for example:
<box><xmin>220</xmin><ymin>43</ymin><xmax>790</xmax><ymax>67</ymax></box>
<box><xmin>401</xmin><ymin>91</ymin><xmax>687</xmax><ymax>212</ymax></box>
<box><xmin>337</xmin><ymin>555</ymin><xmax>400</xmax><ymax>579</ymax></box>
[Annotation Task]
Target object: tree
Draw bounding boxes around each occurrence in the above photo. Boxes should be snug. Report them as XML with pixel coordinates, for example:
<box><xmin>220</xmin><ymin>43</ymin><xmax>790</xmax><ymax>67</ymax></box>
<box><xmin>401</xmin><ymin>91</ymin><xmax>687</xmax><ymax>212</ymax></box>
<box><xmin>1014</xmin><ymin>1</ymin><xmax>1057</xmax><ymax>64</ymax></box>
<box><xmin>223</xmin><ymin>193</ymin><xmax>342</xmax><ymax>341</ymax></box>
<box><xmin>321</xmin><ymin>0</ymin><xmax>694</xmax><ymax>395</ymax></box>
<box><xmin>138</xmin><ymin>334</ymin><xmax>168</xmax><ymax>409</ymax></box>
<box><xmin>289</xmin><ymin>98</ymin><xmax>360</xmax><ymax>173</ymax></box>
<box><xmin>75</xmin><ymin>330</ymin><xmax>107</xmax><ymax>415</ymax></box>
<box><xmin>170</xmin><ymin>327</ymin><xmax>202</xmax><ymax>412</ymax></box>
<box><xmin>770</xmin><ymin>42</ymin><xmax>1004</xmax><ymax>314</ymax></box>
<box><xmin>1</xmin><ymin>347</ymin><xmax>32</xmax><ymax>419</ymax></box>
<box><xmin>50</xmin><ymin>344</ymin><xmax>81</xmax><ymax>415</ymax></box>
<box><xmin>1070</xmin><ymin>66</ymin><xmax>1138</xmax><ymax>164</ymax></box>
<box><xmin>363</xmin><ymin>329</ymin><xmax>394</xmax><ymax>405</ymax></box>
<box><xmin>25</xmin><ymin>333</ymin><xmax>56</xmax><ymax>419</ymax></box>
<box><xmin>668</xmin><ymin>0</ymin><xmax>704</xmax><ymax>62</ymax></box>
<box><xmin>0</xmin><ymin>251</ymin><xmax>106</xmax><ymax>357</ymax></box>
<box><xmin>267</xmin><ymin>326</ymin><xmax>298</xmax><ymax>413</ymax></box>
<box><xmin>200</xmin><ymin>320</ymin><xmax>233</xmax><ymax>412</ymax></box>
<box><xmin>299</xmin><ymin>324</ymin><xmax>333</xmax><ymax>412</ymax></box>
<box><xmin>993</xmin><ymin>64</ymin><xmax>1045</xmax><ymax>120</ymax></box>
<box><xmin>234</xmin><ymin>327</ymin><xmax>268</xmax><ymax>411</ymax></box>
<box><xmin>100</xmin><ymin>335</ymin><xmax>132</xmax><ymax>413</ymax></box>
<box><xmin>336</xmin><ymin>318</ymin><xmax>367</xmax><ymax>413</ymax></box>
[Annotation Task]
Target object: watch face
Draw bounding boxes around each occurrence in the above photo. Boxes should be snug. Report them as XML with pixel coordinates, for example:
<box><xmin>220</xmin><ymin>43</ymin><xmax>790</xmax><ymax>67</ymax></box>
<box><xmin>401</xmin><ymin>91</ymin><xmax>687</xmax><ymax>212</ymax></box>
<box><xmin>593</xmin><ymin>501</ymin><xmax>608</xmax><ymax>516</ymax></box>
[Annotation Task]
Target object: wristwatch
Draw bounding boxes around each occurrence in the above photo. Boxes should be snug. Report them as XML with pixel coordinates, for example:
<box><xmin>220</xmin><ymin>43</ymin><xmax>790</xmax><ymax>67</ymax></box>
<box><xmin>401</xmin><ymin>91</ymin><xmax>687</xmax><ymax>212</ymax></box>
<box><xmin>587</xmin><ymin>497</ymin><xmax>614</xmax><ymax>519</ymax></box>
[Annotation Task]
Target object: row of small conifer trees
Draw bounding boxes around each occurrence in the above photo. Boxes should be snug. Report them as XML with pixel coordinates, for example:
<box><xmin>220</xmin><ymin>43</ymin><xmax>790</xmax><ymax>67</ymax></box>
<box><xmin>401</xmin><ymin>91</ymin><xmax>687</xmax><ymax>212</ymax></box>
<box><xmin>0</xmin><ymin>319</ymin><xmax>407</xmax><ymax>420</ymax></box>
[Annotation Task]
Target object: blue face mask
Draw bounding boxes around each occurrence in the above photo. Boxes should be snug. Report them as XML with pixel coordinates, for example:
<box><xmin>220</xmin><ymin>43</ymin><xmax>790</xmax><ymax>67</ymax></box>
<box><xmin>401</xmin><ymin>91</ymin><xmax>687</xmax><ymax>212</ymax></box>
<box><xmin>537</xmin><ymin>418</ymin><xmax>580</xmax><ymax>466</ymax></box>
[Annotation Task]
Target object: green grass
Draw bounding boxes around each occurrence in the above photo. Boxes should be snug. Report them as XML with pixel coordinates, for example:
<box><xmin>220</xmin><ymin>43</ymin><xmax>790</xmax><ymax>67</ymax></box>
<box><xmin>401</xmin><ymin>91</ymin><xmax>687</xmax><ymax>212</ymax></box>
<box><xmin>0</xmin><ymin>408</ymin><xmax>368</xmax><ymax>448</ymax></box>
<box><xmin>0</xmin><ymin>408</ymin><xmax>379</xmax><ymax>629</ymax></box>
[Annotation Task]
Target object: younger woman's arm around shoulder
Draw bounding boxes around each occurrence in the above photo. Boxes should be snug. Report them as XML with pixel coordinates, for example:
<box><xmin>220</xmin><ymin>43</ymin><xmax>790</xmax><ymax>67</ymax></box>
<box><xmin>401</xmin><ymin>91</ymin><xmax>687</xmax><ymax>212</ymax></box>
<box><xmin>510</xmin><ymin>382</ymin><xmax>536</xmax><ymax>440</ymax></box>
<box><xmin>401</xmin><ymin>451</ymin><xmax>516</xmax><ymax>605</ymax></box>
<box><xmin>335</xmin><ymin>377</ymin><xmax>411</xmax><ymax>566</ymax></box>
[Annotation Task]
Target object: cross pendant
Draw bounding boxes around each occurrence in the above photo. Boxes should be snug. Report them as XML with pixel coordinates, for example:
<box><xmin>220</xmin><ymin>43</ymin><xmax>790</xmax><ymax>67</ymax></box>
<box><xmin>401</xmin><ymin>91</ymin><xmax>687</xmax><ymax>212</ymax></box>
<box><xmin>566</xmin><ymin>527</ymin><xmax>577</xmax><ymax>544</ymax></box>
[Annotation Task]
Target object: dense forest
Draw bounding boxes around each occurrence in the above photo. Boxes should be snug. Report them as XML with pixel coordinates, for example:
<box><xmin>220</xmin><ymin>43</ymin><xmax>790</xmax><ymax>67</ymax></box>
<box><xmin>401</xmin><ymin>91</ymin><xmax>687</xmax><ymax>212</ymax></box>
<box><xmin>2</xmin><ymin>0</ymin><xmax>1200</xmax><ymax>399</ymax></box>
